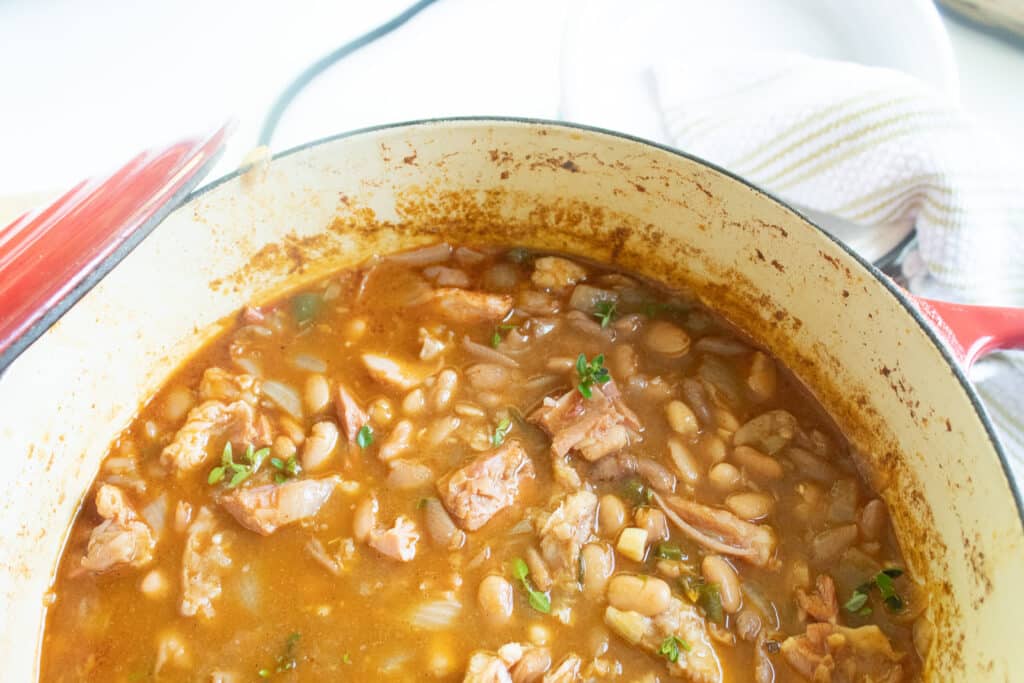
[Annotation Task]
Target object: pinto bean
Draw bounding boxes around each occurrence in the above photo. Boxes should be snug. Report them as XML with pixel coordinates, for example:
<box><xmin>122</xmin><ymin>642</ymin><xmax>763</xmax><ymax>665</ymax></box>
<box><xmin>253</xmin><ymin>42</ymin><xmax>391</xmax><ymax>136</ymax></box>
<box><xmin>666</xmin><ymin>400</ymin><xmax>699</xmax><ymax>438</ymax></box>
<box><xmin>644</xmin><ymin>321</ymin><xmax>691</xmax><ymax>357</ymax></box>
<box><xmin>304</xmin><ymin>374</ymin><xmax>330</xmax><ymax>414</ymax></box>
<box><xmin>607</xmin><ymin>574</ymin><xmax>671</xmax><ymax>616</ymax></box>
<box><xmin>353</xmin><ymin>496</ymin><xmax>379</xmax><ymax>543</ymax></box>
<box><xmin>478</xmin><ymin>575</ymin><xmax>514</xmax><ymax>624</ymax></box>
<box><xmin>725</xmin><ymin>492</ymin><xmax>774</xmax><ymax>521</ymax></box>
<box><xmin>702</xmin><ymin>555</ymin><xmax>742</xmax><ymax>614</ymax></box>
<box><xmin>581</xmin><ymin>543</ymin><xmax>615</xmax><ymax>600</ymax></box>
<box><xmin>732</xmin><ymin>445</ymin><xmax>783</xmax><ymax>481</ymax></box>
<box><xmin>598</xmin><ymin>494</ymin><xmax>629</xmax><ymax>537</ymax></box>
<box><xmin>747</xmin><ymin>352</ymin><xmax>777</xmax><ymax>401</ymax></box>
<box><xmin>301</xmin><ymin>421</ymin><xmax>339</xmax><ymax>471</ymax></box>
<box><xmin>634</xmin><ymin>508</ymin><xmax>669</xmax><ymax>542</ymax></box>
<box><xmin>525</xmin><ymin>547</ymin><xmax>553</xmax><ymax>592</ymax></box>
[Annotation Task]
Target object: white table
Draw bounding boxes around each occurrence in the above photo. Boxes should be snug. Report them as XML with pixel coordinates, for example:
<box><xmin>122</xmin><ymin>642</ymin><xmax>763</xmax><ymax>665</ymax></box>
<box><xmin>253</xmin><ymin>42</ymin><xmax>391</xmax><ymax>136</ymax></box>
<box><xmin>0</xmin><ymin>1</ymin><xmax>1021</xmax><ymax>214</ymax></box>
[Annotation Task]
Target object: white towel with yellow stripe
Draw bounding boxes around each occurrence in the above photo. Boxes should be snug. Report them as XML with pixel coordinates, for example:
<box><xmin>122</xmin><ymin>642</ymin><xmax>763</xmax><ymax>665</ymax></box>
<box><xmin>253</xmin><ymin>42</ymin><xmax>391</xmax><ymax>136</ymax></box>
<box><xmin>653</xmin><ymin>52</ymin><xmax>1024</xmax><ymax>475</ymax></box>
<box><xmin>654</xmin><ymin>52</ymin><xmax>1024</xmax><ymax>303</ymax></box>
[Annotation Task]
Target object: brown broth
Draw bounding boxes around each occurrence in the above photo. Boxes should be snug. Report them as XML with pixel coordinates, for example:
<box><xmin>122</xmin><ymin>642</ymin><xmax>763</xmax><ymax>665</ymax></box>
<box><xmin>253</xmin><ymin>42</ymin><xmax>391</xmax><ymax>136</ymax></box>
<box><xmin>40</xmin><ymin>245</ymin><xmax>925</xmax><ymax>682</ymax></box>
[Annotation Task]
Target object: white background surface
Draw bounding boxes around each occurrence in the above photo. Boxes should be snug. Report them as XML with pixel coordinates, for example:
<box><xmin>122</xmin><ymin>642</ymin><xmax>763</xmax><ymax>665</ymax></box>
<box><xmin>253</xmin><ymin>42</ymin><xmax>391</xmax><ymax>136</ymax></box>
<box><xmin>0</xmin><ymin>0</ymin><xmax>1022</xmax><ymax>205</ymax></box>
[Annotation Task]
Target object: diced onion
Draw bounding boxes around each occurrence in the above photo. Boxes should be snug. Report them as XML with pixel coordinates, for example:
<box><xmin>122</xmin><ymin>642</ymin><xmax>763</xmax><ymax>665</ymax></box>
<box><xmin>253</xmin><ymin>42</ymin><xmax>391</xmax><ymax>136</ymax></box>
<box><xmin>290</xmin><ymin>354</ymin><xmax>327</xmax><ymax>373</ymax></box>
<box><xmin>385</xmin><ymin>243</ymin><xmax>452</xmax><ymax>266</ymax></box>
<box><xmin>409</xmin><ymin>598</ymin><xmax>462</xmax><ymax>630</ymax></box>
<box><xmin>263</xmin><ymin>380</ymin><xmax>303</xmax><ymax>419</ymax></box>
<box><xmin>141</xmin><ymin>494</ymin><xmax>168</xmax><ymax>537</ymax></box>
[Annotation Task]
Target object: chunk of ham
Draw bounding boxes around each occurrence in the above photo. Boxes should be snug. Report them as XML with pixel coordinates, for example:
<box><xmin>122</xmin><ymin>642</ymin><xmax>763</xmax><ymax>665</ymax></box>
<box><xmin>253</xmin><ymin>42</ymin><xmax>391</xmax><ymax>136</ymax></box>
<box><xmin>542</xmin><ymin>654</ymin><xmax>581</xmax><ymax>682</ymax></box>
<box><xmin>218</xmin><ymin>478</ymin><xmax>338</xmax><ymax>535</ymax></box>
<box><xmin>604</xmin><ymin>596</ymin><xmax>722</xmax><ymax>683</ymax></box>
<box><xmin>361</xmin><ymin>353</ymin><xmax>423</xmax><ymax>390</ymax></box>
<box><xmin>531</xmin><ymin>257</ymin><xmax>587</xmax><ymax>291</ymax></box>
<box><xmin>781</xmin><ymin>623</ymin><xmax>905</xmax><ymax>683</ymax></box>
<box><xmin>80</xmin><ymin>484</ymin><xmax>156</xmax><ymax>573</ymax></box>
<box><xmin>368</xmin><ymin>515</ymin><xmax>420</xmax><ymax>562</ymax></box>
<box><xmin>160</xmin><ymin>400</ymin><xmax>258</xmax><ymax>474</ymax></box>
<box><xmin>438</xmin><ymin>441</ymin><xmax>535</xmax><ymax>531</ymax></box>
<box><xmin>529</xmin><ymin>381</ymin><xmax>641</xmax><ymax>462</ymax></box>
<box><xmin>464</xmin><ymin>652</ymin><xmax>514</xmax><ymax>683</ymax></box>
<box><xmin>537</xmin><ymin>491</ymin><xmax>597</xmax><ymax>579</ymax></box>
<box><xmin>180</xmin><ymin>507</ymin><xmax>232</xmax><ymax>618</ymax></box>
<box><xmin>335</xmin><ymin>384</ymin><xmax>369</xmax><ymax>442</ymax></box>
<box><xmin>653</xmin><ymin>492</ymin><xmax>777</xmax><ymax>568</ymax></box>
<box><xmin>425</xmin><ymin>288</ymin><xmax>514</xmax><ymax>323</ymax></box>
<box><xmin>198</xmin><ymin>367</ymin><xmax>260</xmax><ymax>405</ymax></box>
<box><xmin>796</xmin><ymin>574</ymin><xmax>839</xmax><ymax>624</ymax></box>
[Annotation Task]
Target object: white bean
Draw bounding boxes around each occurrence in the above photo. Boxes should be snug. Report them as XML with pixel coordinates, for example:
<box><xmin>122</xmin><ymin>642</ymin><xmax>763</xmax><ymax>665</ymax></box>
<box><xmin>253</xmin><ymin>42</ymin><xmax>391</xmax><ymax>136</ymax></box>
<box><xmin>353</xmin><ymin>496</ymin><xmax>378</xmax><ymax>543</ymax></box>
<box><xmin>386</xmin><ymin>460</ymin><xmax>434</xmax><ymax>490</ymax></box>
<box><xmin>581</xmin><ymin>543</ymin><xmax>615</xmax><ymax>600</ymax></box>
<box><xmin>598</xmin><ymin>494</ymin><xmax>629</xmax><ymax>537</ymax></box>
<box><xmin>303</xmin><ymin>374</ymin><xmax>330</xmax><ymax>414</ymax></box>
<box><xmin>610</xmin><ymin>344</ymin><xmax>639</xmax><ymax>379</ymax></box>
<box><xmin>424</xmin><ymin>415</ymin><xmax>460</xmax><ymax>447</ymax></box>
<box><xmin>300</xmin><ymin>421</ymin><xmax>339</xmax><ymax>471</ymax></box>
<box><xmin>634</xmin><ymin>508</ymin><xmax>669</xmax><ymax>542</ymax></box>
<box><xmin>162</xmin><ymin>387</ymin><xmax>195</xmax><ymax>424</ymax></box>
<box><xmin>858</xmin><ymin>499</ymin><xmax>887</xmax><ymax>541</ymax></box>
<box><xmin>644</xmin><ymin>321</ymin><xmax>691</xmax><ymax>356</ymax></box>
<box><xmin>666</xmin><ymin>400</ymin><xmax>699</xmax><ymax>438</ymax></box>
<box><xmin>369</xmin><ymin>397</ymin><xmax>394</xmax><ymax>426</ymax></box>
<box><xmin>403</xmin><ymin>388</ymin><xmax>426</xmax><ymax>416</ymax></box>
<box><xmin>709</xmin><ymin>462</ymin><xmax>742</xmax><ymax>491</ymax></box>
<box><xmin>726</xmin><ymin>491</ymin><xmax>774</xmax><ymax>521</ymax></box>
<box><xmin>379</xmin><ymin>420</ymin><xmax>413</xmax><ymax>462</ymax></box>
<box><xmin>431</xmin><ymin>369</ymin><xmax>459</xmax><ymax>411</ymax></box>
<box><xmin>272</xmin><ymin>435</ymin><xmax>297</xmax><ymax>460</ymax></box>
<box><xmin>732</xmin><ymin>445</ymin><xmax>784</xmax><ymax>481</ymax></box>
<box><xmin>607</xmin><ymin>574</ymin><xmax>671</xmax><ymax>616</ymax></box>
<box><xmin>478</xmin><ymin>575</ymin><xmax>514</xmax><ymax>623</ymax></box>
<box><xmin>702</xmin><ymin>555</ymin><xmax>742</xmax><ymax>614</ymax></box>
<box><xmin>747</xmin><ymin>351</ymin><xmax>777</xmax><ymax>402</ymax></box>
<box><xmin>668</xmin><ymin>437</ymin><xmax>701</xmax><ymax>485</ymax></box>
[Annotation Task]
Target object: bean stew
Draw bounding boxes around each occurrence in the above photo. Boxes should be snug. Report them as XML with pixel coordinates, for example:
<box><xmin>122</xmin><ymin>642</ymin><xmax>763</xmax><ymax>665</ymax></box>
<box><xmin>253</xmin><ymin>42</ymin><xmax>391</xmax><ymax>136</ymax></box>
<box><xmin>41</xmin><ymin>245</ymin><xmax>928</xmax><ymax>682</ymax></box>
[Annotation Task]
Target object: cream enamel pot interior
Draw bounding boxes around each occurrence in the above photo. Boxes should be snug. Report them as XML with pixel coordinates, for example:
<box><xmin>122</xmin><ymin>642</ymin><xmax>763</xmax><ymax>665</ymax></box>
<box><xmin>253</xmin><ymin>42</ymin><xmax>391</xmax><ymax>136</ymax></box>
<box><xmin>1</xmin><ymin>119</ymin><xmax>1021</xmax><ymax>680</ymax></box>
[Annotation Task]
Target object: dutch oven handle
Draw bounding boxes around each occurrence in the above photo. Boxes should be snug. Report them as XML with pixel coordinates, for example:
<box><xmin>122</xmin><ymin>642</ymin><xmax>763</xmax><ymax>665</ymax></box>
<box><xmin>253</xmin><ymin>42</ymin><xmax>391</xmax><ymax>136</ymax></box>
<box><xmin>0</xmin><ymin>124</ymin><xmax>231</xmax><ymax>372</ymax></box>
<box><xmin>909</xmin><ymin>295</ymin><xmax>1024</xmax><ymax>369</ymax></box>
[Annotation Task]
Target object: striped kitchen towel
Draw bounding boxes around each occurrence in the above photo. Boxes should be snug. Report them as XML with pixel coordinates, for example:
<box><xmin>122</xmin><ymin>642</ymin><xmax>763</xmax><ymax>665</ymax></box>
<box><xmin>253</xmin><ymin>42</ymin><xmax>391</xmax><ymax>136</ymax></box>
<box><xmin>652</xmin><ymin>52</ymin><xmax>1024</xmax><ymax>476</ymax></box>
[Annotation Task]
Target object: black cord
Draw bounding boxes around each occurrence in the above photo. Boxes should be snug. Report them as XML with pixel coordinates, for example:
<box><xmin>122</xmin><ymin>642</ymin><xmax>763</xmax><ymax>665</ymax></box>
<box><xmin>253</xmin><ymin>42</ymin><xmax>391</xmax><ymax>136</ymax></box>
<box><xmin>258</xmin><ymin>0</ymin><xmax>441</xmax><ymax>147</ymax></box>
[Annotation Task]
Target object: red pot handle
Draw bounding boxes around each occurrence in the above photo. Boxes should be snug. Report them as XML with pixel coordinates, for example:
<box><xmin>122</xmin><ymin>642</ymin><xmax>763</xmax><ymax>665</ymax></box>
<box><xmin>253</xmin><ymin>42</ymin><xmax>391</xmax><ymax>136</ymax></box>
<box><xmin>910</xmin><ymin>295</ymin><xmax>1024</xmax><ymax>368</ymax></box>
<box><xmin>0</xmin><ymin>124</ymin><xmax>231</xmax><ymax>372</ymax></box>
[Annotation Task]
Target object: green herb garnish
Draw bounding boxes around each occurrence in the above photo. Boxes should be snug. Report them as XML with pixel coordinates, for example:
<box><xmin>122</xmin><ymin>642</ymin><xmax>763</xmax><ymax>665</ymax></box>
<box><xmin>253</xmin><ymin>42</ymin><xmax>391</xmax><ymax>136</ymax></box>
<box><xmin>506</xmin><ymin>247</ymin><xmax>531</xmax><ymax>264</ymax></box>
<box><xmin>490</xmin><ymin>323</ymin><xmax>517</xmax><ymax>348</ymax></box>
<box><xmin>593</xmin><ymin>300</ymin><xmax>617</xmax><ymax>328</ymax></box>
<box><xmin>356</xmin><ymin>424</ymin><xmax>374</xmax><ymax>449</ymax></box>
<box><xmin>658</xmin><ymin>635</ymin><xmax>691</xmax><ymax>663</ymax></box>
<box><xmin>511</xmin><ymin>557</ymin><xmax>551</xmax><ymax>614</ymax></box>
<box><xmin>342</xmin><ymin>653</ymin><xmax>352</xmax><ymax>664</ymax></box>
<box><xmin>270</xmin><ymin>454</ymin><xmax>302</xmax><ymax>484</ymax></box>
<box><xmin>291</xmin><ymin>293</ymin><xmax>322</xmax><ymax>326</ymax></box>
<box><xmin>491</xmin><ymin>418</ymin><xmax>512</xmax><ymax>446</ymax></box>
<box><xmin>697</xmin><ymin>582</ymin><xmax>724</xmax><ymax>624</ymax></box>
<box><xmin>843</xmin><ymin>567</ymin><xmax>906</xmax><ymax>616</ymax></box>
<box><xmin>208</xmin><ymin>442</ymin><xmax>269</xmax><ymax>488</ymax></box>
<box><xmin>575</xmin><ymin>353</ymin><xmax>610</xmax><ymax>399</ymax></box>
<box><xmin>622</xmin><ymin>477</ymin><xmax>653</xmax><ymax>506</ymax></box>
<box><xmin>656</xmin><ymin>543</ymin><xmax>684</xmax><ymax>561</ymax></box>
<box><xmin>259</xmin><ymin>632</ymin><xmax>301</xmax><ymax>677</ymax></box>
